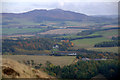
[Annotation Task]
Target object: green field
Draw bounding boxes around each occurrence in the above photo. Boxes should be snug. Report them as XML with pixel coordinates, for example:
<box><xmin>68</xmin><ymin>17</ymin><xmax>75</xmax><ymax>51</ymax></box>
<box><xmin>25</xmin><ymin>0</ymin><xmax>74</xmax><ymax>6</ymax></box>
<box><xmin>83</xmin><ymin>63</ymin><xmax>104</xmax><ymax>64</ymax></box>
<box><xmin>71</xmin><ymin>29</ymin><xmax>118</xmax><ymax>53</ymax></box>
<box><xmin>72</xmin><ymin>37</ymin><xmax>110</xmax><ymax>48</ymax></box>
<box><xmin>94</xmin><ymin>29</ymin><xmax>118</xmax><ymax>37</ymax></box>
<box><xmin>2</xmin><ymin>27</ymin><xmax>44</xmax><ymax>35</ymax></box>
<box><xmin>87</xmin><ymin>47</ymin><xmax>119</xmax><ymax>53</ymax></box>
<box><xmin>2</xmin><ymin>55</ymin><xmax>76</xmax><ymax>67</ymax></box>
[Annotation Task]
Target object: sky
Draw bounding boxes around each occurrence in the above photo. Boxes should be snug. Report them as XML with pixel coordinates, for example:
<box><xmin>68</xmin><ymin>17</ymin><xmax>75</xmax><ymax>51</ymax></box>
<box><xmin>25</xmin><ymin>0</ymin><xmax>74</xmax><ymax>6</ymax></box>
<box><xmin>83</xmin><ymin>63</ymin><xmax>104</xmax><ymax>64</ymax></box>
<box><xmin>1</xmin><ymin>0</ymin><xmax>119</xmax><ymax>15</ymax></box>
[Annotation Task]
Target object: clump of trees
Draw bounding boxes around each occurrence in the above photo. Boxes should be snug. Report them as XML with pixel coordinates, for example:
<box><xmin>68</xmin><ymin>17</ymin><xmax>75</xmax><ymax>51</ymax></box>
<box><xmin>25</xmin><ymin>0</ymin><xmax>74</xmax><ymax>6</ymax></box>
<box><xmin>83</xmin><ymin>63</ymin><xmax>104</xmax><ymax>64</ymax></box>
<box><xmin>94</xmin><ymin>36</ymin><xmax>120</xmax><ymax>47</ymax></box>
<box><xmin>17</xmin><ymin>38</ymin><xmax>55</xmax><ymax>50</ymax></box>
<box><xmin>59</xmin><ymin>40</ymin><xmax>74</xmax><ymax>51</ymax></box>
<box><xmin>45</xmin><ymin>61</ymin><xmax>61</xmax><ymax>76</ymax></box>
<box><xmin>94</xmin><ymin>40</ymin><xmax>119</xmax><ymax>47</ymax></box>
<box><xmin>24</xmin><ymin>60</ymin><xmax>42</xmax><ymax>69</ymax></box>
<box><xmin>112</xmin><ymin>36</ymin><xmax>120</xmax><ymax>40</ymax></box>
<box><xmin>45</xmin><ymin>60</ymin><xmax>119</xmax><ymax>79</ymax></box>
<box><xmin>2</xmin><ymin>38</ymin><xmax>55</xmax><ymax>52</ymax></box>
<box><xmin>2</xmin><ymin>38</ymin><xmax>74</xmax><ymax>54</ymax></box>
<box><xmin>77</xmin><ymin>30</ymin><xmax>94</xmax><ymax>36</ymax></box>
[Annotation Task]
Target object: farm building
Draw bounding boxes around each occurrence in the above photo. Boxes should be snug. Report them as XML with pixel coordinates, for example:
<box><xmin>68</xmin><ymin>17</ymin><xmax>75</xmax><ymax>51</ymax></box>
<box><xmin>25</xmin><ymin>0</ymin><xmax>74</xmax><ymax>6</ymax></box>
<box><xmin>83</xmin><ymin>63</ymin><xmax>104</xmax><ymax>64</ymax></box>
<box><xmin>51</xmin><ymin>51</ymin><xmax>78</xmax><ymax>56</ymax></box>
<box><xmin>81</xmin><ymin>58</ymin><xmax>107</xmax><ymax>61</ymax></box>
<box><xmin>53</xmin><ymin>44</ymin><xmax>59</xmax><ymax>49</ymax></box>
<box><xmin>82</xmin><ymin>58</ymin><xmax>90</xmax><ymax>61</ymax></box>
<box><xmin>94</xmin><ymin>58</ymin><xmax>107</xmax><ymax>61</ymax></box>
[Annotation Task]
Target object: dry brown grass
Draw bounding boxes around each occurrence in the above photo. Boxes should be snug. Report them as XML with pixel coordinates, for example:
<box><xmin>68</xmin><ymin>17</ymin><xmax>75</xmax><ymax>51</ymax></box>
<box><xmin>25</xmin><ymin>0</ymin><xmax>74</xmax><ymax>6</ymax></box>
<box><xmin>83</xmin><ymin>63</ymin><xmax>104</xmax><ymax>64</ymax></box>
<box><xmin>2</xmin><ymin>58</ymin><xmax>54</xmax><ymax>78</ymax></box>
<box><xmin>2</xmin><ymin>55</ymin><xmax>76</xmax><ymax>67</ymax></box>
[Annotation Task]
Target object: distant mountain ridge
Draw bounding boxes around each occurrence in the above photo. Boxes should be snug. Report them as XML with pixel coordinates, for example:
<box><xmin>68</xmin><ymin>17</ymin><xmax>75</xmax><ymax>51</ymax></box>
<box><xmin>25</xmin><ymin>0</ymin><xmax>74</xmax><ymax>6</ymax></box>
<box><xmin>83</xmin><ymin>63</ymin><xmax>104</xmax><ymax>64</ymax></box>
<box><xmin>2</xmin><ymin>9</ymin><xmax>111</xmax><ymax>22</ymax></box>
<box><xmin>1</xmin><ymin>8</ymin><xmax>116</xmax><ymax>27</ymax></box>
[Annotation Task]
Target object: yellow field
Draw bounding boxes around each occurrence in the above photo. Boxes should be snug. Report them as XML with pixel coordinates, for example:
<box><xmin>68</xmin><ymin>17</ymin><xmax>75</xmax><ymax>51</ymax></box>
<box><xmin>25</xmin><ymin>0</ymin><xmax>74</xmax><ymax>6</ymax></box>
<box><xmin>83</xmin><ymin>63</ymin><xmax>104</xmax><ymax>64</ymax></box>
<box><xmin>2</xmin><ymin>55</ymin><xmax>76</xmax><ymax>67</ymax></box>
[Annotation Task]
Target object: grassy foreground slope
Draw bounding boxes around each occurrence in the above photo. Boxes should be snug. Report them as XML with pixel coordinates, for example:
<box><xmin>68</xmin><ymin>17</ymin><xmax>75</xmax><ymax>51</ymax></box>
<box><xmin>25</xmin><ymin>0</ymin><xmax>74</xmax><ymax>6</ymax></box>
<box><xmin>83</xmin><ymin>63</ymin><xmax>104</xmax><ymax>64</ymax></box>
<box><xmin>2</xmin><ymin>58</ymin><xmax>54</xmax><ymax>78</ymax></box>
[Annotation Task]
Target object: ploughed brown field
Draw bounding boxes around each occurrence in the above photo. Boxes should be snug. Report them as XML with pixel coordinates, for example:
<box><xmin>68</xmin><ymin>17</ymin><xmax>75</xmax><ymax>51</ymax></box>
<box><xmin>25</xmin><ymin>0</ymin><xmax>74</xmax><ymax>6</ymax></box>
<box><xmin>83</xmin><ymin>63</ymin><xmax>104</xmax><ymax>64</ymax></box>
<box><xmin>40</xmin><ymin>29</ymin><xmax>87</xmax><ymax>34</ymax></box>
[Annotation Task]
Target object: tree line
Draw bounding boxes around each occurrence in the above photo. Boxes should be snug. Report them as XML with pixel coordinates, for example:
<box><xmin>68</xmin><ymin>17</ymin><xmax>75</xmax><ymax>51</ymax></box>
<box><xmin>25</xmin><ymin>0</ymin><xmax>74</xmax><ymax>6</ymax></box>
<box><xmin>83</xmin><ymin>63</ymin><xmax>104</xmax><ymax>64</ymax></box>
<box><xmin>55</xmin><ymin>35</ymin><xmax>102</xmax><ymax>41</ymax></box>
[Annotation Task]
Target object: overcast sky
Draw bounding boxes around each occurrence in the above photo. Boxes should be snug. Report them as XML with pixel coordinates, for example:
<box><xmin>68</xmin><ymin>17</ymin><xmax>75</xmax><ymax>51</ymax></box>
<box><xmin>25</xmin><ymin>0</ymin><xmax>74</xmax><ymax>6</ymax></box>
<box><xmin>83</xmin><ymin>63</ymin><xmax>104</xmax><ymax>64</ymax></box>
<box><xmin>1</xmin><ymin>0</ymin><xmax>119</xmax><ymax>15</ymax></box>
